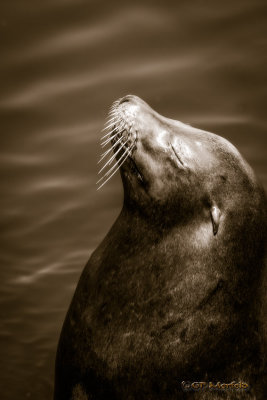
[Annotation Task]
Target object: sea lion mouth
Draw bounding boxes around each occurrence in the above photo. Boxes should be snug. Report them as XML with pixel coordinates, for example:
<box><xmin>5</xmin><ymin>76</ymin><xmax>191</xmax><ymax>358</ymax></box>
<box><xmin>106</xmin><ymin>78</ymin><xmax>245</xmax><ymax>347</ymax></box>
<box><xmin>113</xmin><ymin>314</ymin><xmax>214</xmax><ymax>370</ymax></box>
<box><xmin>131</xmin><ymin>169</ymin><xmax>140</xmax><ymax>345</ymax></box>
<box><xmin>127</xmin><ymin>154</ymin><xmax>145</xmax><ymax>184</ymax></box>
<box><xmin>97</xmin><ymin>98</ymin><xmax>141</xmax><ymax>190</ymax></box>
<box><xmin>111</xmin><ymin>126</ymin><xmax>145</xmax><ymax>184</ymax></box>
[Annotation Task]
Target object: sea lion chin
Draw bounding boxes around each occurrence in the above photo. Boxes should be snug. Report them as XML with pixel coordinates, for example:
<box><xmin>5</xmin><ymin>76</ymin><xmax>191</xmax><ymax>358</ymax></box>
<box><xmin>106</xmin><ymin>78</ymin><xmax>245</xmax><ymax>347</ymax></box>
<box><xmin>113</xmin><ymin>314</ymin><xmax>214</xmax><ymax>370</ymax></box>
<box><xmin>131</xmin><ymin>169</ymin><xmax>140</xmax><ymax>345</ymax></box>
<box><xmin>54</xmin><ymin>95</ymin><xmax>266</xmax><ymax>400</ymax></box>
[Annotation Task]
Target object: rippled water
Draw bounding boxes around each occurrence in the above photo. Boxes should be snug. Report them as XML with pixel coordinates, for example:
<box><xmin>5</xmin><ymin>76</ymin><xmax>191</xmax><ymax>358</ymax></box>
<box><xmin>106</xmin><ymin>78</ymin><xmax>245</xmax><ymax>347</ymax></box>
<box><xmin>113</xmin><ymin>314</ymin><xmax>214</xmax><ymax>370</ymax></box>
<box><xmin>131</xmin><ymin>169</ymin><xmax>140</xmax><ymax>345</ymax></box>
<box><xmin>1</xmin><ymin>1</ymin><xmax>266</xmax><ymax>398</ymax></box>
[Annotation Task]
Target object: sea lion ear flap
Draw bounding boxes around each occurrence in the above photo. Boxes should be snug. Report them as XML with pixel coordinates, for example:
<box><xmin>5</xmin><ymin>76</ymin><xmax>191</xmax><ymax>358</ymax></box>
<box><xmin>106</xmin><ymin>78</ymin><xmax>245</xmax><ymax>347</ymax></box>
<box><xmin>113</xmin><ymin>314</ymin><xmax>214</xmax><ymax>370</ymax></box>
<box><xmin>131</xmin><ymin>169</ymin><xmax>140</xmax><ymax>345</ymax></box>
<box><xmin>210</xmin><ymin>205</ymin><xmax>221</xmax><ymax>235</ymax></box>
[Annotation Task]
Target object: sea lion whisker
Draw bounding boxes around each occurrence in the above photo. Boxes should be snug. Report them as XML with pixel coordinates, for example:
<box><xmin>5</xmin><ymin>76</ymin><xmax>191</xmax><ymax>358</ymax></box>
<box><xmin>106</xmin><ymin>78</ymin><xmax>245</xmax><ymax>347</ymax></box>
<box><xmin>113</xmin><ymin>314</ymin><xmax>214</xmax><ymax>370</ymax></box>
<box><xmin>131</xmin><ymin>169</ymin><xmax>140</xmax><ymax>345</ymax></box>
<box><xmin>98</xmin><ymin>139</ymin><xmax>131</xmax><ymax>174</ymax></box>
<box><xmin>96</xmin><ymin>158</ymin><xmax>128</xmax><ymax>190</ymax></box>
<box><xmin>98</xmin><ymin>147</ymin><xmax>115</xmax><ymax>164</ymax></box>
<box><xmin>109</xmin><ymin>108</ymin><xmax>118</xmax><ymax>114</ymax></box>
<box><xmin>103</xmin><ymin>115</ymin><xmax>120</xmax><ymax>129</ymax></box>
<box><xmin>97</xmin><ymin>147</ymin><xmax>130</xmax><ymax>183</ymax></box>
<box><xmin>100</xmin><ymin>127</ymin><xmax>118</xmax><ymax>140</ymax></box>
<box><xmin>101</xmin><ymin>134</ymin><xmax>124</xmax><ymax>150</ymax></box>
<box><xmin>104</xmin><ymin>117</ymin><xmax>117</xmax><ymax>127</ymax></box>
<box><xmin>107</xmin><ymin>144</ymin><xmax>133</xmax><ymax>172</ymax></box>
<box><xmin>97</xmin><ymin>145</ymin><xmax>132</xmax><ymax>184</ymax></box>
<box><xmin>100</xmin><ymin>126</ymin><xmax>121</xmax><ymax>140</ymax></box>
<box><xmin>110</xmin><ymin>100</ymin><xmax>120</xmax><ymax>110</ymax></box>
<box><xmin>101</xmin><ymin>135</ymin><xmax>123</xmax><ymax>149</ymax></box>
<box><xmin>109</xmin><ymin>100</ymin><xmax>120</xmax><ymax>109</ymax></box>
<box><xmin>105</xmin><ymin>114</ymin><xmax>116</xmax><ymax>121</ymax></box>
<box><xmin>108</xmin><ymin>110</ymin><xmax>118</xmax><ymax>118</ymax></box>
<box><xmin>98</xmin><ymin>137</ymin><xmax>124</xmax><ymax>163</ymax></box>
<box><xmin>100</xmin><ymin>127</ymin><xmax>125</xmax><ymax>146</ymax></box>
<box><xmin>119</xmin><ymin>138</ymin><xmax>131</xmax><ymax>152</ymax></box>
<box><xmin>97</xmin><ymin>145</ymin><xmax>133</xmax><ymax>190</ymax></box>
<box><xmin>101</xmin><ymin>133</ymin><xmax>118</xmax><ymax>147</ymax></box>
<box><xmin>102</xmin><ymin>121</ymin><xmax>117</xmax><ymax>132</ymax></box>
<box><xmin>108</xmin><ymin>113</ymin><xmax>118</xmax><ymax>120</ymax></box>
<box><xmin>103</xmin><ymin>138</ymin><xmax>131</xmax><ymax>165</ymax></box>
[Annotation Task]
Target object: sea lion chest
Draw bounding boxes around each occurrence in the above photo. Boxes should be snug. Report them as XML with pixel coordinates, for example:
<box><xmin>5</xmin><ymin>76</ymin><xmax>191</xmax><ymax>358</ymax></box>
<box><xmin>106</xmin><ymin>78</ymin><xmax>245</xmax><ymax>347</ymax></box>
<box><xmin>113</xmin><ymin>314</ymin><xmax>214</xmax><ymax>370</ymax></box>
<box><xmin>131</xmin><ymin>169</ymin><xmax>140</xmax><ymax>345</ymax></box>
<box><xmin>64</xmin><ymin>220</ymin><xmax>229</xmax><ymax>377</ymax></box>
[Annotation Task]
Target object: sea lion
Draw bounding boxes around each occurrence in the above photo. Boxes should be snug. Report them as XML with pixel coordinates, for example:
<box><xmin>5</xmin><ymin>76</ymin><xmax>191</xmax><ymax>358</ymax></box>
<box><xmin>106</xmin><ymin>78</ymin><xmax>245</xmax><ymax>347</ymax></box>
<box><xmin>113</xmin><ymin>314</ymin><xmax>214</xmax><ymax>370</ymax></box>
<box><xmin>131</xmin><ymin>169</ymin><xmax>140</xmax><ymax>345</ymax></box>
<box><xmin>54</xmin><ymin>95</ymin><xmax>266</xmax><ymax>400</ymax></box>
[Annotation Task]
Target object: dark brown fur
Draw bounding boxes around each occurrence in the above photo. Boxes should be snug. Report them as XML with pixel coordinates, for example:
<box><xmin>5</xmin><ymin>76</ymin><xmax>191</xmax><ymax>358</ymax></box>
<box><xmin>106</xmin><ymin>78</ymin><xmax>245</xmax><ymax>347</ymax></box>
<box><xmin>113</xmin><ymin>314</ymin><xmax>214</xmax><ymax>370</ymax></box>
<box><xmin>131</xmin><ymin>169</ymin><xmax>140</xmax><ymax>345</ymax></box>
<box><xmin>54</xmin><ymin>96</ymin><xmax>266</xmax><ymax>400</ymax></box>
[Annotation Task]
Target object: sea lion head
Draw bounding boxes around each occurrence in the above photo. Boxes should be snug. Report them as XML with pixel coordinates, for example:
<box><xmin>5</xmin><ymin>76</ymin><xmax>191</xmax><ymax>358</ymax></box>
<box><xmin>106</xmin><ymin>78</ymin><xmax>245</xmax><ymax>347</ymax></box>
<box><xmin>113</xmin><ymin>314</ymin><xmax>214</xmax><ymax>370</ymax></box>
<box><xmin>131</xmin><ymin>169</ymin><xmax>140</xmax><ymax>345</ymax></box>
<box><xmin>99</xmin><ymin>94</ymin><xmax>263</xmax><ymax>233</ymax></box>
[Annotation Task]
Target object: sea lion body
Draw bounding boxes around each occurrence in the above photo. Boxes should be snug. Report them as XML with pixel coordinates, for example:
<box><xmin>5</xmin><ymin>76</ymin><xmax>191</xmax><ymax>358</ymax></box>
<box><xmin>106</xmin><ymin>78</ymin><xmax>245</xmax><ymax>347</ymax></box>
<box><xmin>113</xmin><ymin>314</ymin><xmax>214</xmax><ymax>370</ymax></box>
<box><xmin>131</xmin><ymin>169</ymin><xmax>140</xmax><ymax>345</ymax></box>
<box><xmin>54</xmin><ymin>96</ymin><xmax>266</xmax><ymax>399</ymax></box>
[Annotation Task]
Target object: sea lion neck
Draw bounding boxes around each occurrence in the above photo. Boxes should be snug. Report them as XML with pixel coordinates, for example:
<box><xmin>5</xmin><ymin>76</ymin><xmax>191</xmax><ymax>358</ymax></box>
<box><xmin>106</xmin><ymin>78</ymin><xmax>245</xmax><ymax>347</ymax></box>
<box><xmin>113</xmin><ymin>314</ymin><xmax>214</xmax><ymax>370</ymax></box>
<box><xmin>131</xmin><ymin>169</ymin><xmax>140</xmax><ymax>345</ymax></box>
<box><xmin>118</xmin><ymin>204</ymin><xmax>183</xmax><ymax>235</ymax></box>
<box><xmin>118</xmin><ymin>206</ymin><xmax>163</xmax><ymax>240</ymax></box>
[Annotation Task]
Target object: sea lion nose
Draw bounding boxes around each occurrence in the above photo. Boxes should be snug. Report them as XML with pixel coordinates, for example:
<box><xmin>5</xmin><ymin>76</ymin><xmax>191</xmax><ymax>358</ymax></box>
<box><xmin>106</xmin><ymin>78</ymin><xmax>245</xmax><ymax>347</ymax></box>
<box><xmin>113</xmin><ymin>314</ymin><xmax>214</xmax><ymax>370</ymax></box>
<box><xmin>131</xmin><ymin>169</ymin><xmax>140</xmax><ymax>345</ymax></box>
<box><xmin>119</xmin><ymin>96</ymin><xmax>130</xmax><ymax>104</ymax></box>
<box><xmin>119</xmin><ymin>95</ymin><xmax>140</xmax><ymax>104</ymax></box>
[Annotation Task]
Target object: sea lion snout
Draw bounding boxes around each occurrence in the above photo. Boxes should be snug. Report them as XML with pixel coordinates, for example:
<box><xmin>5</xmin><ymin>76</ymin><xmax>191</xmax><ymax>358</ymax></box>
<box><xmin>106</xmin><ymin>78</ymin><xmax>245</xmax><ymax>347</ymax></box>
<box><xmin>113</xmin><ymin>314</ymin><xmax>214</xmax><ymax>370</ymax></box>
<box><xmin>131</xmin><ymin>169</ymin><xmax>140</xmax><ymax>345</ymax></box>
<box><xmin>119</xmin><ymin>94</ymin><xmax>150</xmax><ymax>108</ymax></box>
<box><xmin>116</xmin><ymin>96</ymin><xmax>203</xmax><ymax>167</ymax></box>
<box><xmin>119</xmin><ymin>94</ymin><xmax>140</xmax><ymax>104</ymax></box>
<box><xmin>115</xmin><ymin>95</ymin><xmax>172</xmax><ymax>156</ymax></box>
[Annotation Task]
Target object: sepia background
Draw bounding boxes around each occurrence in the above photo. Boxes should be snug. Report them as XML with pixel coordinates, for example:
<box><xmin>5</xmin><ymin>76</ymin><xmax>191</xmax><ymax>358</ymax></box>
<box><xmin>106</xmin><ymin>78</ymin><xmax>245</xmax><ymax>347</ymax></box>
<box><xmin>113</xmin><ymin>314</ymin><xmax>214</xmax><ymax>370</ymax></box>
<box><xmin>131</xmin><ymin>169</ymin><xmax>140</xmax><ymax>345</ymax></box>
<box><xmin>1</xmin><ymin>0</ymin><xmax>266</xmax><ymax>399</ymax></box>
